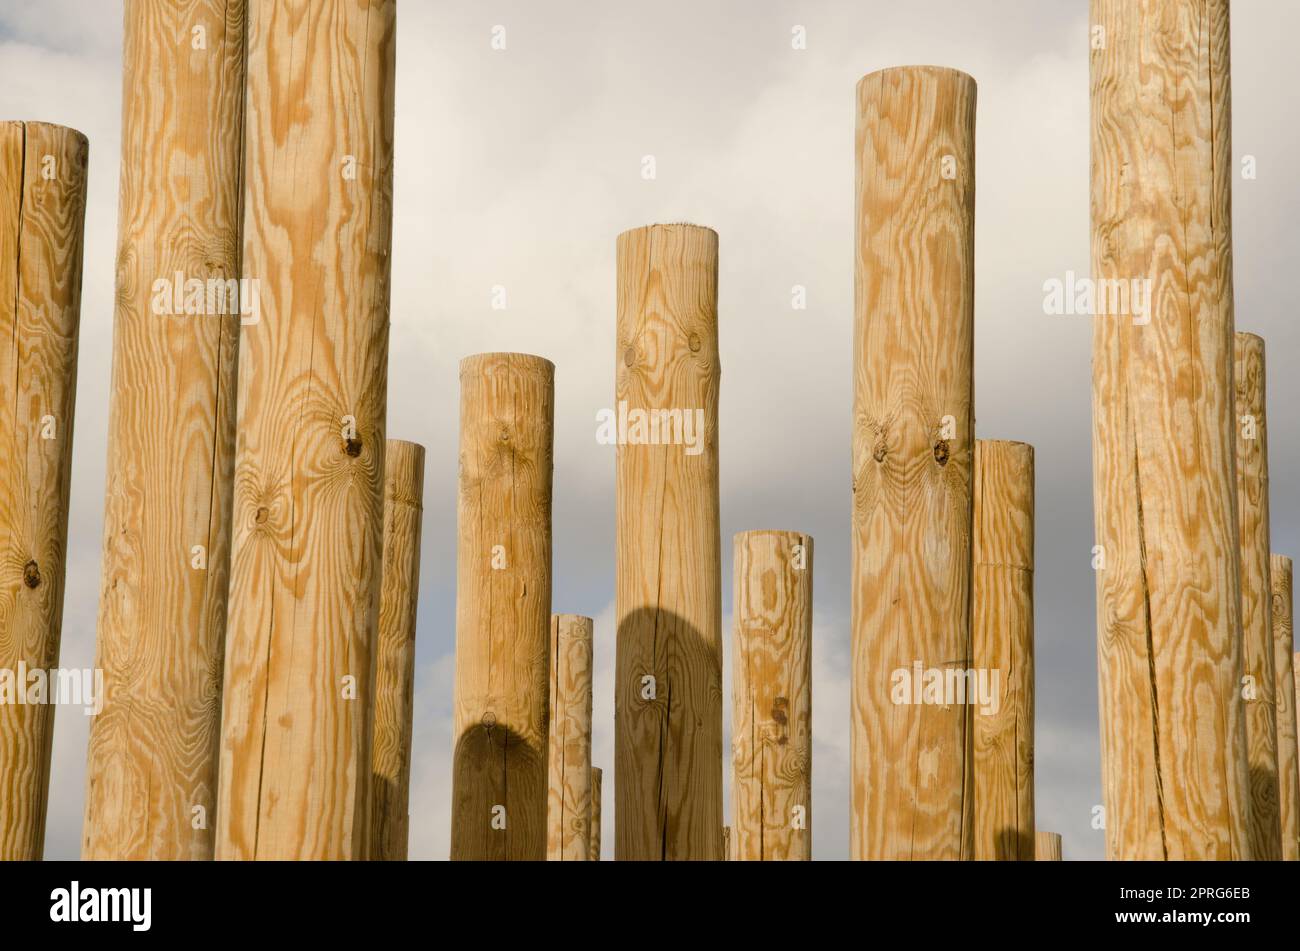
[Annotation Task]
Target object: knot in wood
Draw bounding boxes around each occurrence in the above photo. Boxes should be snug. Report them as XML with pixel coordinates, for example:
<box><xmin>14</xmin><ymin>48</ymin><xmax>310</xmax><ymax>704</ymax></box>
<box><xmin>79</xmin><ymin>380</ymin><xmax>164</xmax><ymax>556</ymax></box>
<box><xmin>872</xmin><ymin>443</ymin><xmax>887</xmax><ymax>463</ymax></box>
<box><xmin>933</xmin><ymin>440</ymin><xmax>950</xmax><ymax>466</ymax></box>
<box><xmin>23</xmin><ymin>560</ymin><xmax>41</xmax><ymax>589</ymax></box>
<box><xmin>344</xmin><ymin>437</ymin><xmax>363</xmax><ymax>457</ymax></box>
<box><xmin>688</xmin><ymin>332</ymin><xmax>702</xmax><ymax>353</ymax></box>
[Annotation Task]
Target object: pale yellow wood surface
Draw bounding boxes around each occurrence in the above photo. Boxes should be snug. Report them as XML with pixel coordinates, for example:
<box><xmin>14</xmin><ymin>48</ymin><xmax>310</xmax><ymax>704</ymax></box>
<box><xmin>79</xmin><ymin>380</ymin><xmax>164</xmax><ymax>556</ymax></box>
<box><xmin>731</xmin><ymin>530</ymin><xmax>812</xmax><ymax>861</ymax></box>
<box><xmin>614</xmin><ymin>223</ymin><xmax>722</xmax><ymax>861</ymax></box>
<box><xmin>451</xmin><ymin>352</ymin><xmax>553</xmax><ymax>860</ymax></box>
<box><xmin>0</xmin><ymin>121</ymin><xmax>88</xmax><ymax>860</ymax></box>
<box><xmin>589</xmin><ymin>766</ymin><xmax>602</xmax><ymax>861</ymax></box>
<box><xmin>547</xmin><ymin>614</ymin><xmax>593</xmax><ymax>860</ymax></box>
<box><xmin>1090</xmin><ymin>0</ymin><xmax>1250</xmax><ymax>859</ymax></box>
<box><xmin>369</xmin><ymin>439</ymin><xmax>425</xmax><ymax>861</ymax></box>
<box><xmin>1035</xmin><ymin>831</ymin><xmax>1062</xmax><ymax>861</ymax></box>
<box><xmin>1272</xmin><ymin>556</ymin><xmax>1299</xmax><ymax>860</ymax></box>
<box><xmin>972</xmin><ymin>440</ymin><xmax>1035</xmax><ymax>860</ymax></box>
<box><xmin>852</xmin><ymin>66</ymin><xmax>976</xmax><ymax>860</ymax></box>
<box><xmin>216</xmin><ymin>0</ymin><xmax>395</xmax><ymax>860</ymax></box>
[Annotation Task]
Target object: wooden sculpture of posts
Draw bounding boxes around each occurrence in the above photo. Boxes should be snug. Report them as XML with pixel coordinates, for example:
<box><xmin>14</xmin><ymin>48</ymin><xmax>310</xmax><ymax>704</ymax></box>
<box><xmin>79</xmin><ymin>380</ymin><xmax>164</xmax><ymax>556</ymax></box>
<box><xmin>1090</xmin><ymin>0</ymin><xmax>1251</xmax><ymax>859</ymax></box>
<box><xmin>614</xmin><ymin>223</ymin><xmax>723</xmax><ymax>861</ymax></box>
<box><xmin>83</xmin><ymin>0</ymin><xmax>245</xmax><ymax>861</ymax></box>
<box><xmin>0</xmin><ymin>121</ymin><xmax>88</xmax><ymax>860</ymax></box>
<box><xmin>451</xmin><ymin>353</ymin><xmax>554</xmax><ymax>860</ymax></box>
<box><xmin>852</xmin><ymin>66</ymin><xmax>976</xmax><ymax>860</ymax></box>
<box><xmin>215</xmin><ymin>0</ymin><xmax>396</xmax><ymax>860</ymax></box>
<box><xmin>731</xmin><ymin>530</ymin><xmax>813</xmax><ymax>861</ymax></box>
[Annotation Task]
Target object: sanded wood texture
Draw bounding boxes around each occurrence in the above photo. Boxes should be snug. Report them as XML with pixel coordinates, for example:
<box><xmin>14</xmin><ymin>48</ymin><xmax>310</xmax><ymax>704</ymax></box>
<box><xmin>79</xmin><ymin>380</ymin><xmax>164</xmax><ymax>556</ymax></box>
<box><xmin>215</xmin><ymin>0</ymin><xmax>395</xmax><ymax>861</ymax></box>
<box><xmin>369</xmin><ymin>439</ymin><xmax>425</xmax><ymax>861</ymax></box>
<box><xmin>0</xmin><ymin>121</ymin><xmax>88</xmax><ymax>860</ymax></box>
<box><xmin>1272</xmin><ymin>556</ymin><xmax>1300</xmax><ymax>861</ymax></box>
<box><xmin>1090</xmin><ymin>0</ymin><xmax>1251</xmax><ymax>860</ymax></box>
<box><xmin>589</xmin><ymin>766</ymin><xmax>602</xmax><ymax>860</ymax></box>
<box><xmin>1235</xmin><ymin>333</ymin><xmax>1281</xmax><ymax>859</ymax></box>
<box><xmin>972</xmin><ymin>440</ymin><xmax>1035</xmax><ymax>860</ymax></box>
<box><xmin>82</xmin><ymin>0</ymin><xmax>245</xmax><ymax>863</ymax></box>
<box><xmin>614</xmin><ymin>223</ymin><xmax>722</xmax><ymax>861</ymax></box>
<box><xmin>1035</xmin><ymin>831</ymin><xmax>1062</xmax><ymax>861</ymax></box>
<box><xmin>852</xmin><ymin>66</ymin><xmax>976</xmax><ymax>860</ymax></box>
<box><xmin>547</xmin><ymin>614</ymin><xmax>593</xmax><ymax>860</ymax></box>
<box><xmin>451</xmin><ymin>352</ymin><xmax>554</xmax><ymax>860</ymax></box>
<box><xmin>731</xmin><ymin>530</ymin><xmax>812</xmax><ymax>861</ymax></box>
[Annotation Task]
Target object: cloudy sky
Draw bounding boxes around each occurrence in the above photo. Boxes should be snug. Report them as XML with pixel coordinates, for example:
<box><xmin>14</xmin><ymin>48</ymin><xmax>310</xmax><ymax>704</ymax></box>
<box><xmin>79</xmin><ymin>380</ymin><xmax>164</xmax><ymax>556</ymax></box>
<box><xmin>3</xmin><ymin>0</ymin><xmax>1299</xmax><ymax>861</ymax></box>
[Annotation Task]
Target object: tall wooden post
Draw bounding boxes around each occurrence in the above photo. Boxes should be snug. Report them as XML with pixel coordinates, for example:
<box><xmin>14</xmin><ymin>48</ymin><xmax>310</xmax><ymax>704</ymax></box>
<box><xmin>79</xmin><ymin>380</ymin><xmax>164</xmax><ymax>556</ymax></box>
<box><xmin>589</xmin><ymin>767</ymin><xmax>602</xmax><ymax>861</ymax></box>
<box><xmin>731</xmin><ymin>530</ymin><xmax>813</xmax><ymax>861</ymax></box>
<box><xmin>1272</xmin><ymin>556</ymin><xmax>1300</xmax><ymax>860</ymax></box>
<box><xmin>451</xmin><ymin>353</ymin><xmax>554</xmax><ymax>860</ymax></box>
<box><xmin>370</xmin><ymin>439</ymin><xmax>425</xmax><ymax>861</ymax></box>
<box><xmin>972</xmin><ymin>440</ymin><xmax>1035</xmax><ymax>860</ymax></box>
<box><xmin>216</xmin><ymin>0</ymin><xmax>395</xmax><ymax>860</ymax></box>
<box><xmin>0</xmin><ymin>121</ymin><xmax>88</xmax><ymax>860</ymax></box>
<box><xmin>614</xmin><ymin>223</ymin><xmax>722</xmax><ymax>861</ymax></box>
<box><xmin>547</xmin><ymin>614</ymin><xmax>593</xmax><ymax>861</ymax></box>
<box><xmin>852</xmin><ymin>66</ymin><xmax>976</xmax><ymax>860</ymax></box>
<box><xmin>1035</xmin><ymin>832</ymin><xmax>1062</xmax><ymax>862</ymax></box>
<box><xmin>1235</xmin><ymin>333</ymin><xmax>1281</xmax><ymax>858</ymax></box>
<box><xmin>1090</xmin><ymin>0</ymin><xmax>1250</xmax><ymax>859</ymax></box>
<box><xmin>82</xmin><ymin>0</ymin><xmax>245</xmax><ymax>861</ymax></box>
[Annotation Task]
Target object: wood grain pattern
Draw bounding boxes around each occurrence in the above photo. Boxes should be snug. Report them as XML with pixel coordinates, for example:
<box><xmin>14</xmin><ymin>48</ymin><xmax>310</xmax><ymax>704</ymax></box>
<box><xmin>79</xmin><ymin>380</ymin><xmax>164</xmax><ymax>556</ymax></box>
<box><xmin>731</xmin><ymin>530</ymin><xmax>812</xmax><ymax>861</ymax></box>
<box><xmin>0</xmin><ymin>121</ymin><xmax>88</xmax><ymax>860</ymax></box>
<box><xmin>1272</xmin><ymin>556</ymin><xmax>1299</xmax><ymax>860</ymax></box>
<box><xmin>615</xmin><ymin>223</ymin><xmax>722</xmax><ymax>861</ymax></box>
<box><xmin>451</xmin><ymin>352</ymin><xmax>553</xmax><ymax>860</ymax></box>
<box><xmin>83</xmin><ymin>0</ymin><xmax>245</xmax><ymax>862</ymax></box>
<box><xmin>1035</xmin><ymin>831</ymin><xmax>1062</xmax><ymax>861</ymax></box>
<box><xmin>547</xmin><ymin>614</ymin><xmax>593</xmax><ymax>860</ymax></box>
<box><xmin>1235</xmin><ymin>333</ymin><xmax>1281</xmax><ymax>858</ymax></box>
<box><xmin>369</xmin><ymin>439</ymin><xmax>424</xmax><ymax>861</ymax></box>
<box><xmin>972</xmin><ymin>440</ymin><xmax>1035</xmax><ymax>860</ymax></box>
<box><xmin>215</xmin><ymin>0</ymin><xmax>395</xmax><ymax>861</ymax></box>
<box><xmin>852</xmin><ymin>66</ymin><xmax>975</xmax><ymax>860</ymax></box>
<box><xmin>1090</xmin><ymin>0</ymin><xmax>1251</xmax><ymax>859</ymax></box>
<box><xmin>589</xmin><ymin>766</ymin><xmax>601</xmax><ymax>860</ymax></box>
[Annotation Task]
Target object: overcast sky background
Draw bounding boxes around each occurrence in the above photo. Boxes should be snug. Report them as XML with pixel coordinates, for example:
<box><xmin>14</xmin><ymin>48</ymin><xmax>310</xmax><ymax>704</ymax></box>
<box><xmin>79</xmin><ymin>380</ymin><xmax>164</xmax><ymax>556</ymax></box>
<box><xmin>3</xmin><ymin>0</ymin><xmax>1298</xmax><ymax>861</ymax></box>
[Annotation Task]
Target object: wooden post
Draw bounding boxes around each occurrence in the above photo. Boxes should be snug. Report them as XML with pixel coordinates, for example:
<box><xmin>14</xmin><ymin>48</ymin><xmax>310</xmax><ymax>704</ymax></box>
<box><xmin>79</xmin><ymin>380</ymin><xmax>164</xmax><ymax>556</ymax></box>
<box><xmin>853</xmin><ymin>66</ymin><xmax>976</xmax><ymax>860</ymax></box>
<box><xmin>0</xmin><ymin>121</ymin><xmax>88</xmax><ymax>860</ymax></box>
<box><xmin>369</xmin><ymin>440</ymin><xmax>425</xmax><ymax>861</ymax></box>
<box><xmin>547</xmin><ymin>614</ymin><xmax>593</xmax><ymax>860</ymax></box>
<box><xmin>1236</xmin><ymin>333</ymin><xmax>1281</xmax><ymax>859</ymax></box>
<box><xmin>614</xmin><ymin>223</ymin><xmax>722</xmax><ymax>861</ymax></box>
<box><xmin>82</xmin><ymin>0</ymin><xmax>245</xmax><ymax>861</ymax></box>
<box><xmin>1035</xmin><ymin>832</ymin><xmax>1062</xmax><ymax>862</ymax></box>
<box><xmin>1272</xmin><ymin>556</ymin><xmax>1300</xmax><ymax>860</ymax></box>
<box><xmin>731</xmin><ymin>530</ymin><xmax>813</xmax><ymax>861</ymax></box>
<box><xmin>451</xmin><ymin>352</ymin><xmax>554</xmax><ymax>860</ymax></box>
<box><xmin>589</xmin><ymin>767</ymin><xmax>602</xmax><ymax>861</ymax></box>
<box><xmin>216</xmin><ymin>0</ymin><xmax>395</xmax><ymax>860</ymax></box>
<box><xmin>1090</xmin><ymin>0</ymin><xmax>1251</xmax><ymax>859</ymax></box>
<box><xmin>722</xmin><ymin>826</ymin><xmax>731</xmax><ymax>861</ymax></box>
<box><xmin>971</xmin><ymin>441</ymin><xmax>1035</xmax><ymax>860</ymax></box>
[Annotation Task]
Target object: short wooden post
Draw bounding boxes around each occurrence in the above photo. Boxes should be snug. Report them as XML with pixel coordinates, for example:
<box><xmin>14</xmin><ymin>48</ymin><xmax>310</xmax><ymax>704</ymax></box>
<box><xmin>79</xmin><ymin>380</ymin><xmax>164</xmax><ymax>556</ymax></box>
<box><xmin>972</xmin><ymin>440</ymin><xmax>1035</xmax><ymax>860</ymax></box>
<box><xmin>0</xmin><ymin>121</ymin><xmax>88</xmax><ymax>860</ymax></box>
<box><xmin>589</xmin><ymin>767</ymin><xmax>602</xmax><ymax>861</ymax></box>
<box><xmin>1272</xmin><ymin>556</ymin><xmax>1300</xmax><ymax>860</ymax></box>
<box><xmin>1035</xmin><ymin>832</ymin><xmax>1062</xmax><ymax>862</ymax></box>
<box><xmin>216</xmin><ymin>0</ymin><xmax>396</xmax><ymax>860</ymax></box>
<box><xmin>1090</xmin><ymin>0</ymin><xmax>1250</xmax><ymax>859</ymax></box>
<box><xmin>614</xmin><ymin>223</ymin><xmax>723</xmax><ymax>861</ymax></box>
<box><xmin>547</xmin><ymin>614</ymin><xmax>594</xmax><ymax>861</ymax></box>
<box><xmin>731</xmin><ymin>530</ymin><xmax>813</xmax><ymax>861</ymax></box>
<box><xmin>369</xmin><ymin>440</ymin><xmax>425</xmax><ymax>861</ymax></box>
<box><xmin>451</xmin><ymin>353</ymin><xmax>554</xmax><ymax>860</ymax></box>
<box><xmin>853</xmin><ymin>66</ymin><xmax>976</xmax><ymax>860</ymax></box>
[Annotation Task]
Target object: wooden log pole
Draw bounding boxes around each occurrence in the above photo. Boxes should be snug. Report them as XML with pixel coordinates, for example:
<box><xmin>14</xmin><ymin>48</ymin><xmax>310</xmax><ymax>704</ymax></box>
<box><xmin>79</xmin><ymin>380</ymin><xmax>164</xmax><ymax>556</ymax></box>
<box><xmin>1035</xmin><ymin>831</ymin><xmax>1062</xmax><ymax>862</ymax></box>
<box><xmin>589</xmin><ymin>766</ymin><xmax>602</xmax><ymax>861</ymax></box>
<box><xmin>369</xmin><ymin>439</ymin><xmax>425</xmax><ymax>861</ymax></box>
<box><xmin>215</xmin><ymin>0</ymin><xmax>395</xmax><ymax>860</ymax></box>
<box><xmin>547</xmin><ymin>614</ymin><xmax>593</xmax><ymax>860</ymax></box>
<box><xmin>1272</xmin><ymin>556</ymin><xmax>1300</xmax><ymax>860</ymax></box>
<box><xmin>852</xmin><ymin>66</ymin><xmax>976</xmax><ymax>860</ymax></box>
<box><xmin>82</xmin><ymin>0</ymin><xmax>245</xmax><ymax>861</ymax></box>
<box><xmin>971</xmin><ymin>440</ymin><xmax>1035</xmax><ymax>860</ymax></box>
<box><xmin>731</xmin><ymin>530</ymin><xmax>813</xmax><ymax>861</ymax></box>
<box><xmin>614</xmin><ymin>223</ymin><xmax>722</xmax><ymax>861</ymax></box>
<box><xmin>0</xmin><ymin>121</ymin><xmax>88</xmax><ymax>860</ymax></box>
<box><xmin>451</xmin><ymin>352</ymin><xmax>554</xmax><ymax>860</ymax></box>
<box><xmin>1090</xmin><ymin>0</ymin><xmax>1251</xmax><ymax>859</ymax></box>
<box><xmin>1236</xmin><ymin>333</ymin><xmax>1282</xmax><ymax>858</ymax></box>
